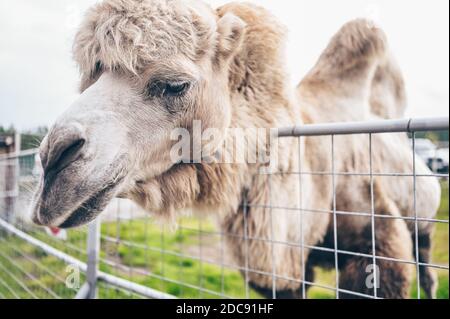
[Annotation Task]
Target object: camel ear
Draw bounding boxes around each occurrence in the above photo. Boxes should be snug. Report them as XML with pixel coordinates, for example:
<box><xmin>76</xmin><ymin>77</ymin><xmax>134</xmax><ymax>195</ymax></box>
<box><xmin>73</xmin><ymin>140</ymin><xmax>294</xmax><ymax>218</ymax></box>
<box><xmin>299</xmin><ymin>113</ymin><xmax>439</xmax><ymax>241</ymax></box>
<box><xmin>216</xmin><ymin>13</ymin><xmax>246</xmax><ymax>63</ymax></box>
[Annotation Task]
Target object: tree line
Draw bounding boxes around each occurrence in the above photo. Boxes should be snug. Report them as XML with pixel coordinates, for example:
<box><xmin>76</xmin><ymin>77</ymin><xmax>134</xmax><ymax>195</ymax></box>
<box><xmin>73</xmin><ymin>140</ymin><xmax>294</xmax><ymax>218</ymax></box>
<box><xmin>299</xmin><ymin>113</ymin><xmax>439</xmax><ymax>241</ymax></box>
<box><xmin>0</xmin><ymin>125</ymin><xmax>48</xmax><ymax>150</ymax></box>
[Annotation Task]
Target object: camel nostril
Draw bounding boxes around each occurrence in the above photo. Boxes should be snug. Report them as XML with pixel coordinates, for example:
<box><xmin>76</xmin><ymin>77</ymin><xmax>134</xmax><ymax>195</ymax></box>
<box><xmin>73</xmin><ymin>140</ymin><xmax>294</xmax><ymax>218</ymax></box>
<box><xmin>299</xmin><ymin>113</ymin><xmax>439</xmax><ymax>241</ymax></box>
<box><xmin>43</xmin><ymin>132</ymin><xmax>86</xmax><ymax>177</ymax></box>
<box><xmin>46</xmin><ymin>139</ymin><xmax>85</xmax><ymax>176</ymax></box>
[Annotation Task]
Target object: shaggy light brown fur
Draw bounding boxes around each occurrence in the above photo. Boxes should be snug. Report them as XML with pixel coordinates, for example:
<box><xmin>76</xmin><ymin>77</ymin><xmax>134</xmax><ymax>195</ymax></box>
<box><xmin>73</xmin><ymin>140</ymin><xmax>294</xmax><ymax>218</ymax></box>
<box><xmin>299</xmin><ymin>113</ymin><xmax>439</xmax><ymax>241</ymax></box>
<box><xmin>72</xmin><ymin>0</ymin><xmax>441</xmax><ymax>298</ymax></box>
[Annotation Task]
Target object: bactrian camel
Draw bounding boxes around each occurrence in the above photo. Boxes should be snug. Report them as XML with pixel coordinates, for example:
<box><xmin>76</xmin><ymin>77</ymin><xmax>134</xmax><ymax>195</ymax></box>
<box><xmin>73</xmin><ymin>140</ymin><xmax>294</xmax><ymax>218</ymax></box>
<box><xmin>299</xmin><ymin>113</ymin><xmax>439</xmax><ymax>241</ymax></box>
<box><xmin>31</xmin><ymin>0</ymin><xmax>441</xmax><ymax>298</ymax></box>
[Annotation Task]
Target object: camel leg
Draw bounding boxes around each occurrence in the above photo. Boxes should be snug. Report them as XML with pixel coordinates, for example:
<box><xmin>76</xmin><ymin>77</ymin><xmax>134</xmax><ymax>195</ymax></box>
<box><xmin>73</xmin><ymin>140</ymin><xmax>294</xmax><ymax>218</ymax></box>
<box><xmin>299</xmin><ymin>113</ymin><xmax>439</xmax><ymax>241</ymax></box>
<box><xmin>412</xmin><ymin>231</ymin><xmax>438</xmax><ymax>299</ymax></box>
<box><xmin>338</xmin><ymin>183</ymin><xmax>414</xmax><ymax>299</ymax></box>
<box><xmin>248</xmin><ymin>261</ymin><xmax>315</xmax><ymax>299</ymax></box>
<box><xmin>338</xmin><ymin>210</ymin><xmax>413</xmax><ymax>299</ymax></box>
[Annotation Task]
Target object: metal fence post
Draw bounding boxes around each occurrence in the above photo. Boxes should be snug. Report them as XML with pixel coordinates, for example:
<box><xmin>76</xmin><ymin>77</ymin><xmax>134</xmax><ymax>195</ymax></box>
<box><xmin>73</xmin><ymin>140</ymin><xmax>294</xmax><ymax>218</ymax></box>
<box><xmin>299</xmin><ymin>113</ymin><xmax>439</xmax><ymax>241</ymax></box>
<box><xmin>1</xmin><ymin>133</ymin><xmax>20</xmax><ymax>224</ymax></box>
<box><xmin>86</xmin><ymin>219</ymin><xmax>100</xmax><ymax>299</ymax></box>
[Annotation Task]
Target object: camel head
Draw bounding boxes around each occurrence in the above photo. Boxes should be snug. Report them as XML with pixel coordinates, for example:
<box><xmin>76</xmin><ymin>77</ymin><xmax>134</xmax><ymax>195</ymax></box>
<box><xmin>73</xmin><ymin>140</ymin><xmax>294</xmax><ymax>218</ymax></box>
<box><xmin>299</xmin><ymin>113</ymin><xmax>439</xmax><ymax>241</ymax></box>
<box><xmin>30</xmin><ymin>0</ymin><xmax>246</xmax><ymax>228</ymax></box>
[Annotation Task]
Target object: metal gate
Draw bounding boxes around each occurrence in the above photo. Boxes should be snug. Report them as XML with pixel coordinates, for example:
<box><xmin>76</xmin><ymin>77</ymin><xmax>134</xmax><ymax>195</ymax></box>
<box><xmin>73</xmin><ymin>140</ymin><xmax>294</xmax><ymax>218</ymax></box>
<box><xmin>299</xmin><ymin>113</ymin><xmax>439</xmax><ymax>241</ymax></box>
<box><xmin>0</xmin><ymin>117</ymin><xmax>448</xmax><ymax>299</ymax></box>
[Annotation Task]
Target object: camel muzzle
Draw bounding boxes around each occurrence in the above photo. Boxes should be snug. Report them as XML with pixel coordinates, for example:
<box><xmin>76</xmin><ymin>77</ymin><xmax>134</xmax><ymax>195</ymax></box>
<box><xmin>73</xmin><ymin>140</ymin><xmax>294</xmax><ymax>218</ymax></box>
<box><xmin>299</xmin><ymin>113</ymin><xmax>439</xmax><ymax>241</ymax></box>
<box><xmin>30</xmin><ymin>122</ymin><xmax>127</xmax><ymax>229</ymax></box>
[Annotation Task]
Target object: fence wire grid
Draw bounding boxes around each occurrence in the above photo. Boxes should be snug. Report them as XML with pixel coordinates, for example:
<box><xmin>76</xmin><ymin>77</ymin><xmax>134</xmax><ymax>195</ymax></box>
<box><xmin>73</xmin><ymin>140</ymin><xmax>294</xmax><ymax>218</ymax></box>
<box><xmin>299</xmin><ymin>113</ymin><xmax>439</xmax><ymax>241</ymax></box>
<box><xmin>0</xmin><ymin>117</ymin><xmax>448</xmax><ymax>299</ymax></box>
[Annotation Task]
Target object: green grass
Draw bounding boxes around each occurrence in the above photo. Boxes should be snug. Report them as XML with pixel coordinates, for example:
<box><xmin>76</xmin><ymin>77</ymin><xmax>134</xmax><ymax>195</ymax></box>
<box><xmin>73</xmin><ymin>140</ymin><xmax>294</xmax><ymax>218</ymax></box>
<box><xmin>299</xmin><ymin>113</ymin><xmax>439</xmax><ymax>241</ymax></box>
<box><xmin>309</xmin><ymin>181</ymin><xmax>449</xmax><ymax>299</ymax></box>
<box><xmin>0</xmin><ymin>182</ymin><xmax>448</xmax><ymax>299</ymax></box>
<box><xmin>432</xmin><ymin>182</ymin><xmax>449</xmax><ymax>299</ymax></box>
<box><xmin>99</xmin><ymin>218</ymin><xmax>261</xmax><ymax>298</ymax></box>
<box><xmin>0</xmin><ymin>236</ymin><xmax>84</xmax><ymax>299</ymax></box>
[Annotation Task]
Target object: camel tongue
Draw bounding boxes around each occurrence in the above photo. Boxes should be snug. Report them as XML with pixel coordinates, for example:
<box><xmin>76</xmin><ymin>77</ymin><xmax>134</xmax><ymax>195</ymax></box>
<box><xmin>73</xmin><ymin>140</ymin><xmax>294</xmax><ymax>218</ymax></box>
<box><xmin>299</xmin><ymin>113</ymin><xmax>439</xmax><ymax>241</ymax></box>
<box><xmin>49</xmin><ymin>227</ymin><xmax>61</xmax><ymax>235</ymax></box>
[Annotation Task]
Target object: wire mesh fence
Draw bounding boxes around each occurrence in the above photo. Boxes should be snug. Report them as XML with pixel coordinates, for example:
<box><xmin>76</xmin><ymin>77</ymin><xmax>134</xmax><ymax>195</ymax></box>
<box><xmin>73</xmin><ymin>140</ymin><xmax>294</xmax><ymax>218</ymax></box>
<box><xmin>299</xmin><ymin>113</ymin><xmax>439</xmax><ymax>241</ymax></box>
<box><xmin>0</xmin><ymin>148</ymin><xmax>88</xmax><ymax>299</ymax></box>
<box><xmin>0</xmin><ymin>117</ymin><xmax>448</xmax><ymax>299</ymax></box>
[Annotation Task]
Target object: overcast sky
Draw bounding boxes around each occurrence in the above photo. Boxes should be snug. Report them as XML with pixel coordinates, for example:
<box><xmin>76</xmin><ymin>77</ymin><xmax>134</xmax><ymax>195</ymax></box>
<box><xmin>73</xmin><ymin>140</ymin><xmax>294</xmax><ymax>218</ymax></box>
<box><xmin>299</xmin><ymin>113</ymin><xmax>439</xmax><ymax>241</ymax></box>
<box><xmin>0</xmin><ymin>0</ymin><xmax>448</xmax><ymax>130</ymax></box>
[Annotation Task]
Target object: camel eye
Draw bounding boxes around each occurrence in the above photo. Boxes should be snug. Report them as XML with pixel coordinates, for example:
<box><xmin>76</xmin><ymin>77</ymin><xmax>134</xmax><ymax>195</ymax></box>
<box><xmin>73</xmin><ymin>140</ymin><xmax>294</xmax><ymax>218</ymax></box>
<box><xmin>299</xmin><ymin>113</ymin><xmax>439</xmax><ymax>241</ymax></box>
<box><xmin>147</xmin><ymin>81</ymin><xmax>190</xmax><ymax>98</ymax></box>
<box><xmin>163</xmin><ymin>82</ymin><xmax>189</xmax><ymax>97</ymax></box>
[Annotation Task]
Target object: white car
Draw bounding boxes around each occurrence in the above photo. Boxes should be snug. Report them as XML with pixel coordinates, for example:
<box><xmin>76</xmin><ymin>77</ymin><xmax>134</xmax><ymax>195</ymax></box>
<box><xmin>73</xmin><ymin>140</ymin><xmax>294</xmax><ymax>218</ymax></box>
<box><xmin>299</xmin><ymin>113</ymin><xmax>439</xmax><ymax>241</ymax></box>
<box><xmin>412</xmin><ymin>138</ymin><xmax>437</xmax><ymax>162</ymax></box>
<box><xmin>432</xmin><ymin>148</ymin><xmax>449</xmax><ymax>173</ymax></box>
<box><xmin>411</xmin><ymin>139</ymin><xmax>450</xmax><ymax>173</ymax></box>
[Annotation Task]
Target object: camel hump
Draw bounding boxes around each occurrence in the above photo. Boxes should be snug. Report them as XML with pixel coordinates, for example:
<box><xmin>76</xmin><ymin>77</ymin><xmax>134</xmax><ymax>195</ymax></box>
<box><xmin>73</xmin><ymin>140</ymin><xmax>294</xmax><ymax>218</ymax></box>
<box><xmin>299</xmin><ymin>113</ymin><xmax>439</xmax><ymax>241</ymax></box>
<box><xmin>370</xmin><ymin>53</ymin><xmax>407</xmax><ymax>119</ymax></box>
<box><xmin>329</xmin><ymin>19</ymin><xmax>387</xmax><ymax>68</ymax></box>
<box><xmin>303</xmin><ymin>19</ymin><xmax>387</xmax><ymax>82</ymax></box>
<box><xmin>299</xmin><ymin>19</ymin><xmax>407</xmax><ymax>120</ymax></box>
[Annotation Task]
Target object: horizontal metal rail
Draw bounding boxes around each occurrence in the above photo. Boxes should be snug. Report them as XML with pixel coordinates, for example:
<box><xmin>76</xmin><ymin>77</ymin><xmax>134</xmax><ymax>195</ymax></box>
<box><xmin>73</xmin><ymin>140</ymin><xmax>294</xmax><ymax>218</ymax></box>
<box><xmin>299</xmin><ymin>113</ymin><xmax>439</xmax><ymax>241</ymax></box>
<box><xmin>0</xmin><ymin>148</ymin><xmax>39</xmax><ymax>160</ymax></box>
<box><xmin>0</xmin><ymin>218</ymin><xmax>176</xmax><ymax>300</ymax></box>
<box><xmin>96</xmin><ymin>272</ymin><xmax>174</xmax><ymax>299</ymax></box>
<box><xmin>278</xmin><ymin>117</ymin><xmax>449</xmax><ymax>137</ymax></box>
<box><xmin>0</xmin><ymin>218</ymin><xmax>87</xmax><ymax>272</ymax></box>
